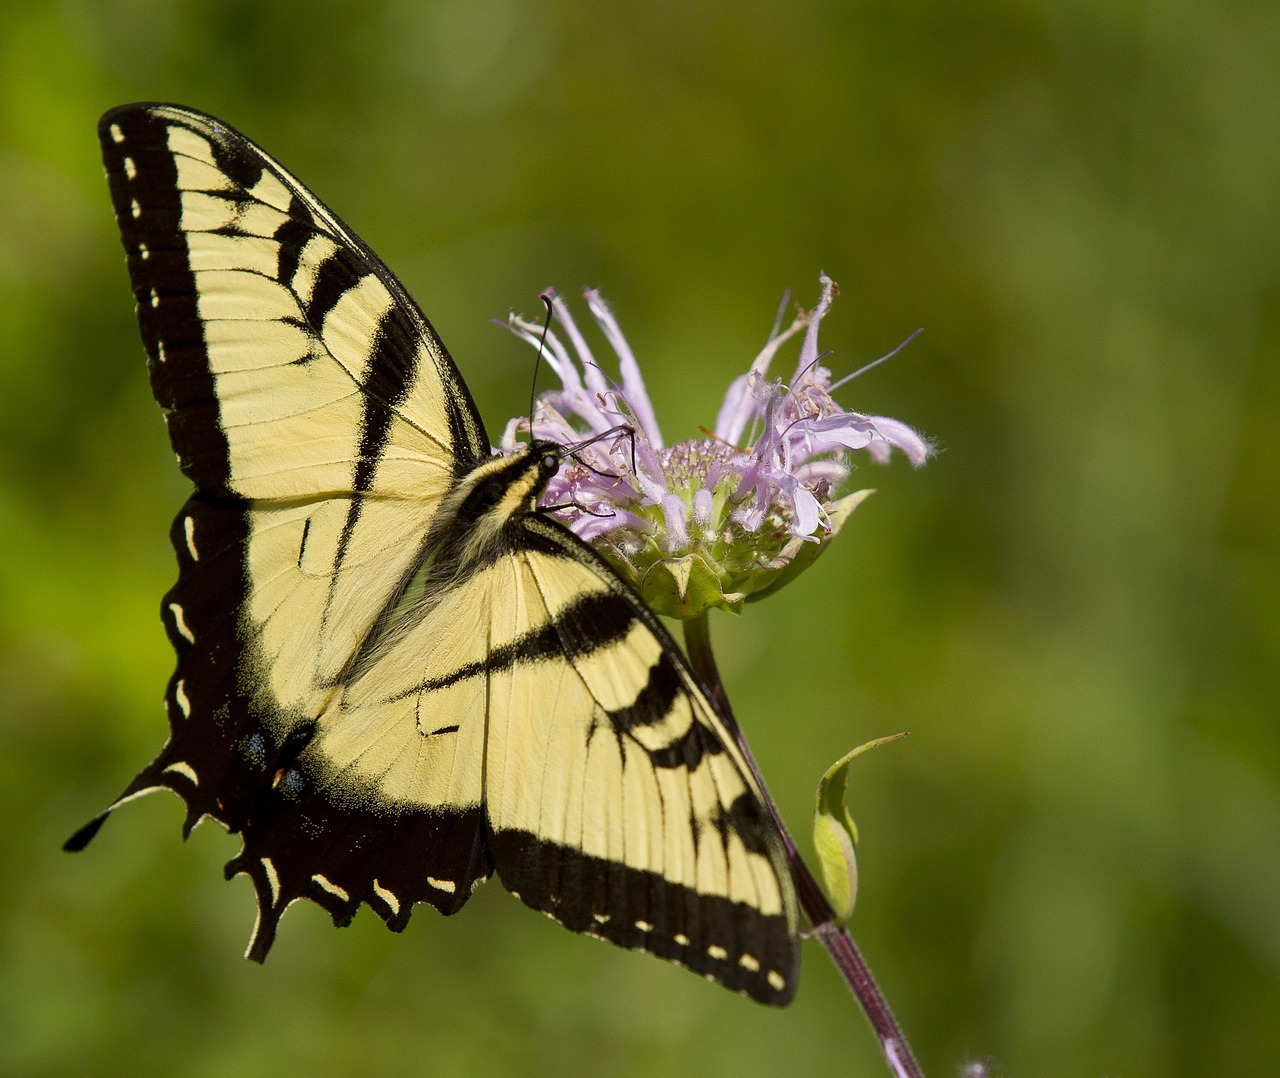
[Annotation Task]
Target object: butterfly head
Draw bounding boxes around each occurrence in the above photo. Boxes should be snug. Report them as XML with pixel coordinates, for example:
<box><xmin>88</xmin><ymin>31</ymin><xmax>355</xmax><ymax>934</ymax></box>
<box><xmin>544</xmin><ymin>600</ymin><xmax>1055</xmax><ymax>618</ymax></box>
<box><xmin>533</xmin><ymin>441</ymin><xmax>563</xmax><ymax>483</ymax></box>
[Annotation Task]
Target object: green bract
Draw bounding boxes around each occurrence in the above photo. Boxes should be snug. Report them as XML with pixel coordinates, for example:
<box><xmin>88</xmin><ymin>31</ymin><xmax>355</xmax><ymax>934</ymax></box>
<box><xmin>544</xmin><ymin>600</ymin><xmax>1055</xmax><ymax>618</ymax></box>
<box><xmin>812</xmin><ymin>733</ymin><xmax>907</xmax><ymax>926</ymax></box>
<box><xmin>609</xmin><ymin>486</ymin><xmax>875</xmax><ymax>619</ymax></box>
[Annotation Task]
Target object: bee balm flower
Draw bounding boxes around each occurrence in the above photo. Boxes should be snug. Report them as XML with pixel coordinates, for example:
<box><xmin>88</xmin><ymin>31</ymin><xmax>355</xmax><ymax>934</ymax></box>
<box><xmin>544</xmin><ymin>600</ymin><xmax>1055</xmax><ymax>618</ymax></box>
<box><xmin>500</xmin><ymin>275</ymin><xmax>929</xmax><ymax>618</ymax></box>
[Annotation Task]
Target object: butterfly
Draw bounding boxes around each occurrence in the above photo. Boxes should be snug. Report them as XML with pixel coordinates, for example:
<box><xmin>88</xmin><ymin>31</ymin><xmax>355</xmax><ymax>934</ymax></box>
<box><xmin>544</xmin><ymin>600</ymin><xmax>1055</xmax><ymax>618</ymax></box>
<box><xmin>66</xmin><ymin>103</ymin><xmax>799</xmax><ymax>1005</ymax></box>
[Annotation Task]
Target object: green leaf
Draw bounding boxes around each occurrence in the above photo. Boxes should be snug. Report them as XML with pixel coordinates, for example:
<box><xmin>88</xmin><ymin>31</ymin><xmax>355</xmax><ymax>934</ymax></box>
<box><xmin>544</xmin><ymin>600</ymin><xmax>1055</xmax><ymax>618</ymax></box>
<box><xmin>812</xmin><ymin>732</ymin><xmax>907</xmax><ymax>925</ymax></box>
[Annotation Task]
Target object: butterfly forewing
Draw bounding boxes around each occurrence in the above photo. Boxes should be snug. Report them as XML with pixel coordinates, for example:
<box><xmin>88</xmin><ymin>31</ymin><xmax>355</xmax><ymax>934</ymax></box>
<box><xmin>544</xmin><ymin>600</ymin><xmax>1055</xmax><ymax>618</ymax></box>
<box><xmin>101</xmin><ymin>104</ymin><xmax>488</xmax><ymax>499</ymax></box>
<box><xmin>72</xmin><ymin>102</ymin><xmax>800</xmax><ymax>1006</ymax></box>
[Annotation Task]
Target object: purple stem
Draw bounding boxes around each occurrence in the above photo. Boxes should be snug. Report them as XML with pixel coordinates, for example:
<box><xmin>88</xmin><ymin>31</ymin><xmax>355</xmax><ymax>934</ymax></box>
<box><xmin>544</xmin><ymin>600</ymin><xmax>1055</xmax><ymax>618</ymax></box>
<box><xmin>683</xmin><ymin>613</ymin><xmax>925</xmax><ymax>1078</ymax></box>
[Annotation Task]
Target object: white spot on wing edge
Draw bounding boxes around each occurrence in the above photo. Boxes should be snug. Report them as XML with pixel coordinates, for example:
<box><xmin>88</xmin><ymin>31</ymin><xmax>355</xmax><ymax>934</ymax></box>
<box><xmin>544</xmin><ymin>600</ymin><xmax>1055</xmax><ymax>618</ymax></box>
<box><xmin>109</xmin><ymin>123</ymin><xmax>125</xmax><ymax>143</ymax></box>
<box><xmin>124</xmin><ymin>156</ymin><xmax>137</xmax><ymax>180</ymax></box>
<box><xmin>592</xmin><ymin>912</ymin><xmax>610</xmax><ymax>925</ymax></box>
<box><xmin>766</xmin><ymin>970</ymin><xmax>786</xmax><ymax>992</ymax></box>
<box><xmin>372</xmin><ymin>879</ymin><xmax>400</xmax><ymax>915</ymax></box>
<box><xmin>673</xmin><ymin>932</ymin><xmax>690</xmax><ymax>947</ymax></box>
<box><xmin>261</xmin><ymin>858</ymin><xmax>279</xmax><ymax>904</ymax></box>
<box><xmin>738</xmin><ymin>953</ymin><xmax>761</xmax><ymax>972</ymax></box>
<box><xmin>174</xmin><ymin>679</ymin><xmax>191</xmax><ymax>718</ymax></box>
<box><xmin>169</xmin><ymin>602</ymin><xmax>195</xmax><ymax>643</ymax></box>
<box><xmin>162</xmin><ymin>761</ymin><xmax>198</xmax><ymax>786</ymax></box>
<box><xmin>312</xmin><ymin>874</ymin><xmax>350</xmax><ymax>902</ymax></box>
<box><xmin>130</xmin><ymin>198</ymin><xmax>141</xmax><ymax>219</ymax></box>
<box><xmin>707</xmin><ymin>944</ymin><xmax>728</xmax><ymax>961</ymax></box>
<box><xmin>427</xmin><ymin>876</ymin><xmax>456</xmax><ymax>894</ymax></box>
<box><xmin>633</xmin><ymin>919</ymin><xmax>653</xmax><ymax>933</ymax></box>
<box><xmin>183</xmin><ymin>515</ymin><xmax>198</xmax><ymax>560</ymax></box>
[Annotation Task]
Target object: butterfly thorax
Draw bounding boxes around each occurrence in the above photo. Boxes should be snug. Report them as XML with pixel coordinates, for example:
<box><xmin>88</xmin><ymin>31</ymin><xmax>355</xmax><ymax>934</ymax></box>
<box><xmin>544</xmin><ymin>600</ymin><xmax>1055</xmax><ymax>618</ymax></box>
<box><xmin>353</xmin><ymin>440</ymin><xmax>563</xmax><ymax>671</ymax></box>
<box><xmin>442</xmin><ymin>440</ymin><xmax>562</xmax><ymax>570</ymax></box>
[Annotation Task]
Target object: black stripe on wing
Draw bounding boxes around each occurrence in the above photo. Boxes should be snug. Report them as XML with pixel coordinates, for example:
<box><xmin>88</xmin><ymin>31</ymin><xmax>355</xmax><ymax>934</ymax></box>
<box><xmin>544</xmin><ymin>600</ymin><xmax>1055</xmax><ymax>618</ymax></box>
<box><xmin>388</xmin><ymin>584</ymin><xmax>728</xmax><ymax>774</ymax></box>
<box><xmin>488</xmin><ymin>515</ymin><xmax>799</xmax><ymax>1004</ymax></box>
<box><xmin>392</xmin><ymin>592</ymin><xmax>633</xmax><ymax>694</ymax></box>
<box><xmin>489</xmin><ymin>829</ymin><xmax>796</xmax><ymax>1006</ymax></box>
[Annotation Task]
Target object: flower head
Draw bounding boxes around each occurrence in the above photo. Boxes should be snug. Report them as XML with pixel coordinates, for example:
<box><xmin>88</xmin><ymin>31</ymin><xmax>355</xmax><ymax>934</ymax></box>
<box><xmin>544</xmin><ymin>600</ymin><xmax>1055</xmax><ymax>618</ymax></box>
<box><xmin>500</xmin><ymin>275</ymin><xmax>929</xmax><ymax>617</ymax></box>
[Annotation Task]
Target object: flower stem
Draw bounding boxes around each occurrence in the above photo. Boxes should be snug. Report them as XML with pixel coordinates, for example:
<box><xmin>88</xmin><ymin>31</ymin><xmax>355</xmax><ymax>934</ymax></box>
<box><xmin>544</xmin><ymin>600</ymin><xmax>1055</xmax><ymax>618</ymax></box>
<box><xmin>683</xmin><ymin>613</ymin><xmax>925</xmax><ymax>1078</ymax></box>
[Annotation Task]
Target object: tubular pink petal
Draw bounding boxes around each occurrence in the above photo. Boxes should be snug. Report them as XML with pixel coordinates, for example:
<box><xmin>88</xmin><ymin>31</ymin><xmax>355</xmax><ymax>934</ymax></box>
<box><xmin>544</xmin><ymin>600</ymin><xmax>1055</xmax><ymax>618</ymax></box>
<box><xmin>790</xmin><ymin>273</ymin><xmax>838</xmax><ymax>384</ymax></box>
<box><xmin>714</xmin><ymin>373</ymin><xmax>752</xmax><ymax>443</ymax></box>
<box><xmin>585</xmin><ymin>289</ymin><xmax>664</xmax><ymax>448</ymax></box>
<box><xmin>499</xmin><ymin>416</ymin><xmax>525</xmax><ymax>453</ymax></box>
<box><xmin>799</xmin><ymin>420</ymin><xmax>877</xmax><ymax>455</ymax></box>
<box><xmin>794</xmin><ymin>459</ymin><xmax>850</xmax><ymax>486</ymax></box>
<box><xmin>660</xmin><ymin>493</ymin><xmax>689</xmax><ymax>551</ymax></box>
<box><xmin>506</xmin><ymin>315</ymin><xmax>582</xmax><ymax>393</ymax></box>
<box><xmin>777</xmin><ymin>476</ymin><xmax>823</xmax><ymax>539</ymax></box>
<box><xmin>693</xmin><ymin>487</ymin><xmax>714</xmax><ymax>528</ymax></box>
<box><xmin>548</xmin><ymin>292</ymin><xmax>609</xmax><ymax>397</ymax></box>
<box><xmin>867</xmin><ymin>416</ymin><xmax>931</xmax><ymax>467</ymax></box>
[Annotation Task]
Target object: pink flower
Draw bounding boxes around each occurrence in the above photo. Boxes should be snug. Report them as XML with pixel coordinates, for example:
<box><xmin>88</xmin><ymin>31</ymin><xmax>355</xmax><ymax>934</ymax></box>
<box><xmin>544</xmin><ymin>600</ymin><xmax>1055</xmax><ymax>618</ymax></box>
<box><xmin>500</xmin><ymin>275</ymin><xmax>929</xmax><ymax>616</ymax></box>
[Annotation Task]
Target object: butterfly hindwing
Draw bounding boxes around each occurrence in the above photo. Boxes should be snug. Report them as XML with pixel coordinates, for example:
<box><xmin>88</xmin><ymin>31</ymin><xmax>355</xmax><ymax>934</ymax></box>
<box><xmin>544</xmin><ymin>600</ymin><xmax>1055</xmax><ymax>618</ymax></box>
<box><xmin>72</xmin><ymin>103</ymin><xmax>800</xmax><ymax>1005</ymax></box>
<box><xmin>487</xmin><ymin>517</ymin><xmax>797</xmax><ymax>1003</ymax></box>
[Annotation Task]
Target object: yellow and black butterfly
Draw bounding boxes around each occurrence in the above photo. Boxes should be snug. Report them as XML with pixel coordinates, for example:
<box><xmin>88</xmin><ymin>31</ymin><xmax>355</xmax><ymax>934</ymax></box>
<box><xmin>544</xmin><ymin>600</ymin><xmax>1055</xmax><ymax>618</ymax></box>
<box><xmin>67</xmin><ymin>103</ymin><xmax>798</xmax><ymax>1004</ymax></box>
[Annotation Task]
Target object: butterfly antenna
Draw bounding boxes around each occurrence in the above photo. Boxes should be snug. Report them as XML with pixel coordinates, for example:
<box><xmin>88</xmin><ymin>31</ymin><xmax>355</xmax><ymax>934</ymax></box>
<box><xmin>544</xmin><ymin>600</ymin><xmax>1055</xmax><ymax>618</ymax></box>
<box><xmin>542</xmin><ymin>499</ymin><xmax>618</xmax><ymax>519</ymax></box>
<box><xmin>560</xmin><ymin>423</ymin><xmax>632</xmax><ymax>458</ymax></box>
<box><xmin>528</xmin><ymin>290</ymin><xmax>556</xmax><ymax>442</ymax></box>
<box><xmin>557</xmin><ymin>424</ymin><xmax>637</xmax><ymax>482</ymax></box>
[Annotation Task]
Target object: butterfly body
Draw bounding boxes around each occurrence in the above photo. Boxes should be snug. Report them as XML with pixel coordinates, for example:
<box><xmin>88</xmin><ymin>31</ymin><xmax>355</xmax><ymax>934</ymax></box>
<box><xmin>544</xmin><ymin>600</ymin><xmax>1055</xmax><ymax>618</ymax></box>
<box><xmin>69</xmin><ymin>103</ymin><xmax>798</xmax><ymax>1004</ymax></box>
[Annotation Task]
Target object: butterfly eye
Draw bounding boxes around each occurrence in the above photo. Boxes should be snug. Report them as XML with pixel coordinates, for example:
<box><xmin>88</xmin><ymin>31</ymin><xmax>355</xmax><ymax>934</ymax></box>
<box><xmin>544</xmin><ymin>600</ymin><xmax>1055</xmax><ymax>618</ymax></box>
<box><xmin>541</xmin><ymin>452</ymin><xmax>560</xmax><ymax>475</ymax></box>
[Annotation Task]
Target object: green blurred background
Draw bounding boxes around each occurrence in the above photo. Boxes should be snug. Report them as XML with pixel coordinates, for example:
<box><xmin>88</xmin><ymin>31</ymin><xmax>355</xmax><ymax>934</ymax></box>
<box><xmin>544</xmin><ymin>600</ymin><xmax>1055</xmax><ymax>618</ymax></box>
<box><xmin>2</xmin><ymin>1</ymin><xmax>1277</xmax><ymax>1075</ymax></box>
